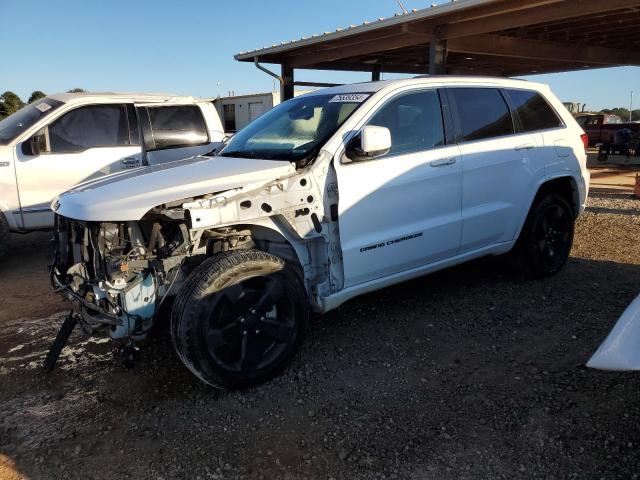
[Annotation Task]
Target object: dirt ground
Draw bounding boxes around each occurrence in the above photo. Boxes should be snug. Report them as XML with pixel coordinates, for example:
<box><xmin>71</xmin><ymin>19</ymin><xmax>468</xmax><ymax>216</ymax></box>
<box><xmin>2</xmin><ymin>191</ymin><xmax>640</xmax><ymax>479</ymax></box>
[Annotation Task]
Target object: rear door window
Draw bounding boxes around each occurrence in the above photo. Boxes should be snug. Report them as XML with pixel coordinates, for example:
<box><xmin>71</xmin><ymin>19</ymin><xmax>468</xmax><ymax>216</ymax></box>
<box><xmin>503</xmin><ymin>89</ymin><xmax>563</xmax><ymax>132</ymax></box>
<box><xmin>449</xmin><ymin>88</ymin><xmax>514</xmax><ymax>142</ymax></box>
<box><xmin>147</xmin><ymin>105</ymin><xmax>208</xmax><ymax>150</ymax></box>
<box><xmin>366</xmin><ymin>89</ymin><xmax>445</xmax><ymax>157</ymax></box>
<box><xmin>48</xmin><ymin>104</ymin><xmax>129</xmax><ymax>153</ymax></box>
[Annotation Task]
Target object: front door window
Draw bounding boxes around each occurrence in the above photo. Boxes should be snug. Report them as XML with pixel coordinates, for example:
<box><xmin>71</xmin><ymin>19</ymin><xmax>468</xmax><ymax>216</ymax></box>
<box><xmin>48</xmin><ymin>104</ymin><xmax>130</xmax><ymax>153</ymax></box>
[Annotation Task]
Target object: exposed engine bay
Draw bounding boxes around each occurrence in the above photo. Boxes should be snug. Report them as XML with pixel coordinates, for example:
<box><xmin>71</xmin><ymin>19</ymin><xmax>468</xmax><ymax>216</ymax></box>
<box><xmin>49</xmin><ymin>162</ymin><xmax>342</xmax><ymax>345</ymax></box>
<box><xmin>50</xmin><ymin>208</ymin><xmax>304</xmax><ymax>342</ymax></box>
<box><xmin>52</xmin><ymin>215</ymin><xmax>212</xmax><ymax>340</ymax></box>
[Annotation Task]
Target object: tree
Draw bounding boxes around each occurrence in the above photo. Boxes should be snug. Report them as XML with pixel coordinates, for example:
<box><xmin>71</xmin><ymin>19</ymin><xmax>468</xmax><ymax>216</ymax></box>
<box><xmin>67</xmin><ymin>88</ymin><xmax>86</xmax><ymax>93</ymax></box>
<box><xmin>28</xmin><ymin>90</ymin><xmax>46</xmax><ymax>103</ymax></box>
<box><xmin>0</xmin><ymin>91</ymin><xmax>25</xmax><ymax>120</ymax></box>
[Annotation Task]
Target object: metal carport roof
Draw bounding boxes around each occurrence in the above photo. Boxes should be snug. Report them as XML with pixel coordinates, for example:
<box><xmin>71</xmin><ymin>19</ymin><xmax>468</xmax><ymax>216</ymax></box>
<box><xmin>235</xmin><ymin>0</ymin><xmax>640</xmax><ymax>99</ymax></box>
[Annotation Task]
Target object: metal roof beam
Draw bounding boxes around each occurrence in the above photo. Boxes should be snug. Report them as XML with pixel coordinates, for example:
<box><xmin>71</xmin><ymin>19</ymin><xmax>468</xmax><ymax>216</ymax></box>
<box><xmin>438</xmin><ymin>0</ymin><xmax>640</xmax><ymax>39</ymax></box>
<box><xmin>285</xmin><ymin>32</ymin><xmax>433</xmax><ymax>68</ymax></box>
<box><xmin>448</xmin><ymin>34</ymin><xmax>640</xmax><ymax>66</ymax></box>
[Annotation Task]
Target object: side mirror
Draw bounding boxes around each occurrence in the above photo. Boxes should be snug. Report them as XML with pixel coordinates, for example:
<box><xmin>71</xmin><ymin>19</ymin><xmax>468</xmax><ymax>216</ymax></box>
<box><xmin>362</xmin><ymin>126</ymin><xmax>391</xmax><ymax>156</ymax></box>
<box><xmin>21</xmin><ymin>134</ymin><xmax>44</xmax><ymax>156</ymax></box>
<box><xmin>345</xmin><ymin>126</ymin><xmax>392</xmax><ymax>162</ymax></box>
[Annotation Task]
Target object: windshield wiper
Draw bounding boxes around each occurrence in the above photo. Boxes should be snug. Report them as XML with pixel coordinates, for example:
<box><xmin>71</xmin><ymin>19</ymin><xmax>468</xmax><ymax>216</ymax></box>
<box><xmin>218</xmin><ymin>150</ymin><xmax>258</xmax><ymax>159</ymax></box>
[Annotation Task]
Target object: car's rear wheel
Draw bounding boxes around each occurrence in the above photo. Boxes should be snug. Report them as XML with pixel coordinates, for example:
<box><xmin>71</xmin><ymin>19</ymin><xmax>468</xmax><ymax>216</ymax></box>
<box><xmin>171</xmin><ymin>250</ymin><xmax>308</xmax><ymax>389</ymax></box>
<box><xmin>0</xmin><ymin>212</ymin><xmax>10</xmax><ymax>263</ymax></box>
<box><xmin>511</xmin><ymin>193</ymin><xmax>575</xmax><ymax>277</ymax></box>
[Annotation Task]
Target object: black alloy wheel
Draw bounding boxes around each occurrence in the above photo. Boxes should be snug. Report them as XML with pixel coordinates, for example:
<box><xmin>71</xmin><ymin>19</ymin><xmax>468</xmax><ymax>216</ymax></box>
<box><xmin>511</xmin><ymin>193</ymin><xmax>575</xmax><ymax>277</ymax></box>
<box><xmin>204</xmin><ymin>275</ymin><xmax>295</xmax><ymax>374</ymax></box>
<box><xmin>172</xmin><ymin>250</ymin><xmax>308</xmax><ymax>388</ymax></box>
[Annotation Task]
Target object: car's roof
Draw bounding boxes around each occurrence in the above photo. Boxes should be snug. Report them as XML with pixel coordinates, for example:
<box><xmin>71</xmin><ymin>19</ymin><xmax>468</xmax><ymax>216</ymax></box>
<box><xmin>304</xmin><ymin>76</ymin><xmax>547</xmax><ymax>97</ymax></box>
<box><xmin>48</xmin><ymin>91</ymin><xmax>207</xmax><ymax>104</ymax></box>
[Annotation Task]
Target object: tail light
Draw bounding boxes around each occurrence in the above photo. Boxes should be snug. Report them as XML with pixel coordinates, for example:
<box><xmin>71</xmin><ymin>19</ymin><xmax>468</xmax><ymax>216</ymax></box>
<box><xmin>580</xmin><ymin>133</ymin><xmax>589</xmax><ymax>152</ymax></box>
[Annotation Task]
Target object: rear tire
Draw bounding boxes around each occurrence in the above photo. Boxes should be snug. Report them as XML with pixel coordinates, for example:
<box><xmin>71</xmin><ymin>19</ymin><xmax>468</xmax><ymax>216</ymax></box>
<box><xmin>171</xmin><ymin>250</ymin><xmax>308</xmax><ymax>389</ymax></box>
<box><xmin>0</xmin><ymin>212</ymin><xmax>10</xmax><ymax>263</ymax></box>
<box><xmin>510</xmin><ymin>193</ymin><xmax>575</xmax><ymax>277</ymax></box>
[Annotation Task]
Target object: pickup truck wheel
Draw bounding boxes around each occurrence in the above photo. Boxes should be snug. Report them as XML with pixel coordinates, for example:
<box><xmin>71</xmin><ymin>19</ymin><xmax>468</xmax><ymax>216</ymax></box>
<box><xmin>512</xmin><ymin>193</ymin><xmax>574</xmax><ymax>277</ymax></box>
<box><xmin>0</xmin><ymin>212</ymin><xmax>10</xmax><ymax>262</ymax></box>
<box><xmin>171</xmin><ymin>250</ymin><xmax>308</xmax><ymax>389</ymax></box>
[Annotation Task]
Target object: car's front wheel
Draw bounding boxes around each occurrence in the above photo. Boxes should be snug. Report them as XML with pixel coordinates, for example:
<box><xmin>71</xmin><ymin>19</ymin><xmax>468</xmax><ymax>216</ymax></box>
<box><xmin>171</xmin><ymin>250</ymin><xmax>308</xmax><ymax>389</ymax></box>
<box><xmin>511</xmin><ymin>193</ymin><xmax>575</xmax><ymax>277</ymax></box>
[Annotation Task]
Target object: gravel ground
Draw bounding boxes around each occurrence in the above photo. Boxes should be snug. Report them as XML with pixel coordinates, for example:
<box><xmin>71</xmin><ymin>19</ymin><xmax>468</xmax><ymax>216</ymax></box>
<box><xmin>2</xmin><ymin>191</ymin><xmax>640</xmax><ymax>480</ymax></box>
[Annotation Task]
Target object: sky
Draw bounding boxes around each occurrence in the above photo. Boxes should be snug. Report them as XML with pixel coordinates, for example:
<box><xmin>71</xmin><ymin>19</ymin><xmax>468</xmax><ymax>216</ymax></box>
<box><xmin>0</xmin><ymin>0</ymin><xmax>637</xmax><ymax>111</ymax></box>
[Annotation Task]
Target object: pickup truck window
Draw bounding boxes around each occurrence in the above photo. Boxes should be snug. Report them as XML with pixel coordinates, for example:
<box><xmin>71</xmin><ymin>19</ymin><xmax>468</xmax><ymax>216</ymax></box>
<box><xmin>147</xmin><ymin>105</ymin><xmax>208</xmax><ymax>150</ymax></box>
<box><xmin>449</xmin><ymin>88</ymin><xmax>514</xmax><ymax>142</ymax></box>
<box><xmin>504</xmin><ymin>89</ymin><xmax>563</xmax><ymax>133</ymax></box>
<box><xmin>575</xmin><ymin>116</ymin><xmax>589</xmax><ymax>127</ymax></box>
<box><xmin>49</xmin><ymin>104</ymin><xmax>129</xmax><ymax>153</ymax></box>
<box><xmin>604</xmin><ymin>115</ymin><xmax>622</xmax><ymax>124</ymax></box>
<box><xmin>0</xmin><ymin>98</ymin><xmax>64</xmax><ymax>145</ymax></box>
<box><xmin>367</xmin><ymin>90</ymin><xmax>445</xmax><ymax>157</ymax></box>
<box><xmin>220</xmin><ymin>93</ymin><xmax>365</xmax><ymax>162</ymax></box>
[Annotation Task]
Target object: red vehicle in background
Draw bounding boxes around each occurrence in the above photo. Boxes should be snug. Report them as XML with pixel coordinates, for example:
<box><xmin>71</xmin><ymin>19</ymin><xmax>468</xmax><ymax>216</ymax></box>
<box><xmin>576</xmin><ymin>113</ymin><xmax>640</xmax><ymax>146</ymax></box>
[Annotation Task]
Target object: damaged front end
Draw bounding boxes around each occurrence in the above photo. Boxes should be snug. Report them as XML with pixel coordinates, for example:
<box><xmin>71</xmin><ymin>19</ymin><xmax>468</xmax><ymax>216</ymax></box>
<box><xmin>49</xmin><ymin>214</ymin><xmax>190</xmax><ymax>342</ymax></box>
<box><xmin>44</xmin><ymin>150</ymin><xmax>343</xmax><ymax>376</ymax></box>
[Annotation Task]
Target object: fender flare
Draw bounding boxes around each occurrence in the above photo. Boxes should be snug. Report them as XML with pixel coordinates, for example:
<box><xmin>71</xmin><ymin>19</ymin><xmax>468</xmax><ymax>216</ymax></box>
<box><xmin>225</xmin><ymin>216</ymin><xmax>317</xmax><ymax>293</ymax></box>
<box><xmin>513</xmin><ymin>173</ymin><xmax>580</xmax><ymax>241</ymax></box>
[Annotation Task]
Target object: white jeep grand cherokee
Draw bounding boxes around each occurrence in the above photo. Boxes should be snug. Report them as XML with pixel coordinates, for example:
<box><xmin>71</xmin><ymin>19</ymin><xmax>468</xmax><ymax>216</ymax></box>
<box><xmin>48</xmin><ymin>77</ymin><xmax>589</xmax><ymax>388</ymax></box>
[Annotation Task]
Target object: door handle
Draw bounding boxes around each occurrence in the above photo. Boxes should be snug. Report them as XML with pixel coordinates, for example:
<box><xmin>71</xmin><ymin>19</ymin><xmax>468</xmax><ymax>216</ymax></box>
<box><xmin>430</xmin><ymin>157</ymin><xmax>456</xmax><ymax>167</ymax></box>
<box><xmin>515</xmin><ymin>143</ymin><xmax>535</xmax><ymax>151</ymax></box>
<box><xmin>121</xmin><ymin>157</ymin><xmax>140</xmax><ymax>168</ymax></box>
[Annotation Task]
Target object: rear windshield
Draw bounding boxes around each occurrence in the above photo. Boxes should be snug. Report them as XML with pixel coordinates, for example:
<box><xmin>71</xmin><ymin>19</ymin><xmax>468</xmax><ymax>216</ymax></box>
<box><xmin>0</xmin><ymin>98</ymin><xmax>64</xmax><ymax>145</ymax></box>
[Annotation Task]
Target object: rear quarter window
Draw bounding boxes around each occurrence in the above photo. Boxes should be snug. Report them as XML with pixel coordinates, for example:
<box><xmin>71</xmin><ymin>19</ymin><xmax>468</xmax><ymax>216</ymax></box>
<box><xmin>503</xmin><ymin>89</ymin><xmax>563</xmax><ymax>132</ymax></box>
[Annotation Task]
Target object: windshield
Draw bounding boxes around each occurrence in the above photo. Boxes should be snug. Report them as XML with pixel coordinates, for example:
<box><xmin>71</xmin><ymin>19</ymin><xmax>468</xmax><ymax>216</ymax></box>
<box><xmin>219</xmin><ymin>93</ymin><xmax>369</xmax><ymax>162</ymax></box>
<box><xmin>0</xmin><ymin>98</ymin><xmax>64</xmax><ymax>145</ymax></box>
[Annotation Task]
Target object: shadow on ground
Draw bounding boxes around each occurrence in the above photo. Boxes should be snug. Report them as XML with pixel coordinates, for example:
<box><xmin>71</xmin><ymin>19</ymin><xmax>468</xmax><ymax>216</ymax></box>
<box><xmin>1</xmin><ymin>210</ymin><xmax>640</xmax><ymax>479</ymax></box>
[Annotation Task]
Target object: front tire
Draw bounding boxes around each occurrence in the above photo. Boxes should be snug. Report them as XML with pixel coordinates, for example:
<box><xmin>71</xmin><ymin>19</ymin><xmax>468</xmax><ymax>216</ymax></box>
<box><xmin>171</xmin><ymin>250</ymin><xmax>308</xmax><ymax>389</ymax></box>
<box><xmin>0</xmin><ymin>212</ymin><xmax>10</xmax><ymax>263</ymax></box>
<box><xmin>511</xmin><ymin>193</ymin><xmax>575</xmax><ymax>277</ymax></box>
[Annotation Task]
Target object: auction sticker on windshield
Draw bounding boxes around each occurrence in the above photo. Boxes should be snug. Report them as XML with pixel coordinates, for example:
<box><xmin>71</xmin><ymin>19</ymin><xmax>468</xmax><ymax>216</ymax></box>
<box><xmin>329</xmin><ymin>94</ymin><xmax>370</xmax><ymax>103</ymax></box>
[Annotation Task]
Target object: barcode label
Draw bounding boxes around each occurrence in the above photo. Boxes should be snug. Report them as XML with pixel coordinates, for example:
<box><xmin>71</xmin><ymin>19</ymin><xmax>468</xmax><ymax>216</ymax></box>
<box><xmin>329</xmin><ymin>93</ymin><xmax>370</xmax><ymax>103</ymax></box>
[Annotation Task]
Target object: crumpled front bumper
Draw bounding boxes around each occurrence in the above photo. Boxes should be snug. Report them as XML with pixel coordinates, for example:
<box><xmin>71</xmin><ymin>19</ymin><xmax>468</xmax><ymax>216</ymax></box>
<box><xmin>49</xmin><ymin>265</ymin><xmax>121</xmax><ymax>328</ymax></box>
<box><xmin>49</xmin><ymin>215</ymin><xmax>122</xmax><ymax>330</ymax></box>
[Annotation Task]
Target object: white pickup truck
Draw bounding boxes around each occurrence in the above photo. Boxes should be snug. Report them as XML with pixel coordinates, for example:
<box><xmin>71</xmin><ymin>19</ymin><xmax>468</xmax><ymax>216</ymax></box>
<box><xmin>0</xmin><ymin>92</ymin><xmax>225</xmax><ymax>259</ymax></box>
<box><xmin>48</xmin><ymin>77</ymin><xmax>589</xmax><ymax>388</ymax></box>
